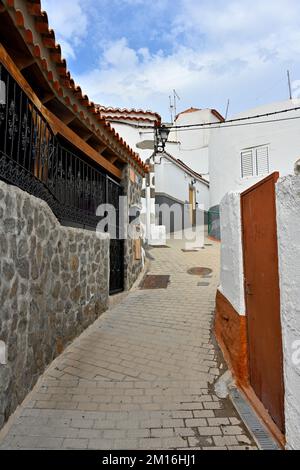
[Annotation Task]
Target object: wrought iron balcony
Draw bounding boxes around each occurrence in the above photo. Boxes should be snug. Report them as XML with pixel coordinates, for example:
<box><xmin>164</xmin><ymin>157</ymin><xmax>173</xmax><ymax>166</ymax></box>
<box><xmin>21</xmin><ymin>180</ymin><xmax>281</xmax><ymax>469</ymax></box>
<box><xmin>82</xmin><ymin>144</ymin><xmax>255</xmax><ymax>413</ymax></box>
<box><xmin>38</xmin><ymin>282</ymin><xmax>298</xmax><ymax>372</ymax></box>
<box><xmin>0</xmin><ymin>63</ymin><xmax>122</xmax><ymax>231</ymax></box>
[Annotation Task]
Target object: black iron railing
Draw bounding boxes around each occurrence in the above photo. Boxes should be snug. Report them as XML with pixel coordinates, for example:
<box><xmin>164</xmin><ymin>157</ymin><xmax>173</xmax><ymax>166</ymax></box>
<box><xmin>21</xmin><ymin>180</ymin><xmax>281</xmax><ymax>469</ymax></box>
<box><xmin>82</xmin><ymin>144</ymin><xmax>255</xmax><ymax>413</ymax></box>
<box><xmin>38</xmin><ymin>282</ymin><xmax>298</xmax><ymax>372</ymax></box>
<box><xmin>0</xmin><ymin>63</ymin><xmax>122</xmax><ymax>230</ymax></box>
<box><xmin>0</xmin><ymin>63</ymin><xmax>124</xmax><ymax>293</ymax></box>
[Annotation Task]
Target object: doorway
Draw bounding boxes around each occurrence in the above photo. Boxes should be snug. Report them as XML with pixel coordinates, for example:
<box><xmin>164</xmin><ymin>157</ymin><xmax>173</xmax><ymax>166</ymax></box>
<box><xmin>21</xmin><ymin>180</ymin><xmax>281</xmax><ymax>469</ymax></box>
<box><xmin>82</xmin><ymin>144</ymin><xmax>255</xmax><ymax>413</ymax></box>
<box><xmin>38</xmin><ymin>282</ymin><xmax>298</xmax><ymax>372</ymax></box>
<box><xmin>241</xmin><ymin>173</ymin><xmax>285</xmax><ymax>433</ymax></box>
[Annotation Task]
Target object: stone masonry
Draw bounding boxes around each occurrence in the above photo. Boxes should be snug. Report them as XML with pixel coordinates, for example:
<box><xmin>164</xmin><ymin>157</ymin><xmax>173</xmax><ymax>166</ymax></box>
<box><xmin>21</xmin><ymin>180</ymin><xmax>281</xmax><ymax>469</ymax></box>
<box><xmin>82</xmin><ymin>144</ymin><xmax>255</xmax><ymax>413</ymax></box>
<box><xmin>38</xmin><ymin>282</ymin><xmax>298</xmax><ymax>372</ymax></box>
<box><xmin>0</xmin><ymin>180</ymin><xmax>110</xmax><ymax>429</ymax></box>
<box><xmin>122</xmin><ymin>166</ymin><xmax>143</xmax><ymax>290</ymax></box>
<box><xmin>0</xmin><ymin>236</ymin><xmax>257</xmax><ymax>450</ymax></box>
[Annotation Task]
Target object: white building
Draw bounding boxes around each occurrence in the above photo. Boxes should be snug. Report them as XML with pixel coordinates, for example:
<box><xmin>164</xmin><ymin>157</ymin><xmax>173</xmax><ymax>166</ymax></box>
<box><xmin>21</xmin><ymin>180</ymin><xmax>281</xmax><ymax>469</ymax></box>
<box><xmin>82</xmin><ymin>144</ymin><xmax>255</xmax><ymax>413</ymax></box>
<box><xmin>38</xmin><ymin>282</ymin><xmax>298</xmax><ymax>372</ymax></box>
<box><xmin>165</xmin><ymin>107</ymin><xmax>225</xmax><ymax>178</ymax></box>
<box><xmin>99</xmin><ymin>100</ymin><xmax>300</xmax><ymax>239</ymax></box>
<box><xmin>209</xmin><ymin>99</ymin><xmax>300</xmax><ymax>237</ymax></box>
<box><xmin>97</xmin><ymin>106</ymin><xmax>159</xmax><ymax>162</ymax></box>
<box><xmin>100</xmin><ymin>106</ymin><xmax>211</xmax><ymax>237</ymax></box>
<box><xmin>155</xmin><ymin>152</ymin><xmax>210</xmax><ymax>232</ymax></box>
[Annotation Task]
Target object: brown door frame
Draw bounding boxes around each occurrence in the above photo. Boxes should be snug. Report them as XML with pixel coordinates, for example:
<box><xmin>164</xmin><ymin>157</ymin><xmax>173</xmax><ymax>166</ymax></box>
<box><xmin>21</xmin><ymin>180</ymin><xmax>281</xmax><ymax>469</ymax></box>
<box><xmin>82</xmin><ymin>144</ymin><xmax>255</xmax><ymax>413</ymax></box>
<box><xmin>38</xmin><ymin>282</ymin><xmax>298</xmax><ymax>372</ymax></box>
<box><xmin>189</xmin><ymin>184</ymin><xmax>196</xmax><ymax>227</ymax></box>
<box><xmin>241</xmin><ymin>172</ymin><xmax>285</xmax><ymax>444</ymax></box>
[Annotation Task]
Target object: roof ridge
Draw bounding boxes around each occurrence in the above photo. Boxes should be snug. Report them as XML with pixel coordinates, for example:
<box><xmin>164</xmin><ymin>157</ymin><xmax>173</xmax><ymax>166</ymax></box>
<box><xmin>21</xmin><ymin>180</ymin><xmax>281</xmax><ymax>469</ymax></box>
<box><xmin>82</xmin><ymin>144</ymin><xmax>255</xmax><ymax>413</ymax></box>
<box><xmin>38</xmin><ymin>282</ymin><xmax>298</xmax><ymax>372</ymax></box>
<box><xmin>176</xmin><ymin>107</ymin><xmax>225</xmax><ymax>122</ymax></box>
<box><xmin>97</xmin><ymin>105</ymin><xmax>161</xmax><ymax>120</ymax></box>
<box><xmin>102</xmin><ymin>115</ymin><xmax>158</xmax><ymax>124</ymax></box>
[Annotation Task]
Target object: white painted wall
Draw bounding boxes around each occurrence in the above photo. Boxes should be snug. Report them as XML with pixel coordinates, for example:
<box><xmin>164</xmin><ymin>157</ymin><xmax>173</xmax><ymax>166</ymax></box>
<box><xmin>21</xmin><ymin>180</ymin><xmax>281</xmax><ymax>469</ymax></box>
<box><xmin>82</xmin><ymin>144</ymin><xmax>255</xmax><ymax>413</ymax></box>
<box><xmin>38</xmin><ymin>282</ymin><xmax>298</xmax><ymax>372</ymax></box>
<box><xmin>110</xmin><ymin>122</ymin><xmax>155</xmax><ymax>162</ymax></box>
<box><xmin>155</xmin><ymin>156</ymin><xmax>210</xmax><ymax>211</ymax></box>
<box><xmin>219</xmin><ymin>191</ymin><xmax>245</xmax><ymax>315</ymax></box>
<box><xmin>218</xmin><ymin>172</ymin><xmax>300</xmax><ymax>447</ymax></box>
<box><xmin>276</xmin><ymin>174</ymin><xmax>300</xmax><ymax>450</ymax></box>
<box><xmin>209</xmin><ymin>99</ymin><xmax>300</xmax><ymax>208</ymax></box>
<box><xmin>110</xmin><ymin>122</ymin><xmax>210</xmax><ymax>209</ymax></box>
<box><xmin>165</xmin><ymin>109</ymin><xmax>221</xmax><ymax>177</ymax></box>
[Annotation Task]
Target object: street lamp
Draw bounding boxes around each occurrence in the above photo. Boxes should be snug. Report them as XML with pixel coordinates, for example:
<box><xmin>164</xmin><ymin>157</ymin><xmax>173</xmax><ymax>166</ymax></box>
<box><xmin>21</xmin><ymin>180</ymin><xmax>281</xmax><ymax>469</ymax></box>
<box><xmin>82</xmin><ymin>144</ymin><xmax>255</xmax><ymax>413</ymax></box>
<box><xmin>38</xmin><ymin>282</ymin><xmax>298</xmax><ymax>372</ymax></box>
<box><xmin>155</xmin><ymin>125</ymin><xmax>170</xmax><ymax>153</ymax></box>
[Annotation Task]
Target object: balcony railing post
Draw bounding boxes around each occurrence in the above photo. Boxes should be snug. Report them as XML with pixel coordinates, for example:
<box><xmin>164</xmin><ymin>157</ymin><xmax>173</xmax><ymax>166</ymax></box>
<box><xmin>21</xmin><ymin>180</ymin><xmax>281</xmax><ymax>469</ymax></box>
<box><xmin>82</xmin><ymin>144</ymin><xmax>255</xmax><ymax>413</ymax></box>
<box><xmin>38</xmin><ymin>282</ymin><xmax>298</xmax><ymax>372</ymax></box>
<box><xmin>0</xmin><ymin>62</ymin><xmax>123</xmax><ymax>231</ymax></box>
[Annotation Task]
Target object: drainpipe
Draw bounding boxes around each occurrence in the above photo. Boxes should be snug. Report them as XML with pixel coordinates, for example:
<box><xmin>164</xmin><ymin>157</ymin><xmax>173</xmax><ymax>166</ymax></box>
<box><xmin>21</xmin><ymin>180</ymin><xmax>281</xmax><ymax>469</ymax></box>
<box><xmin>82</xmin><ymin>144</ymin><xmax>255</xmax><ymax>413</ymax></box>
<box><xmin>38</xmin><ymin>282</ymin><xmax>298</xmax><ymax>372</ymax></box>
<box><xmin>145</xmin><ymin>159</ymin><xmax>156</xmax><ymax>244</ymax></box>
<box><xmin>144</xmin><ymin>157</ymin><xmax>153</xmax><ymax>243</ymax></box>
<box><xmin>145</xmin><ymin>184</ymin><xmax>151</xmax><ymax>242</ymax></box>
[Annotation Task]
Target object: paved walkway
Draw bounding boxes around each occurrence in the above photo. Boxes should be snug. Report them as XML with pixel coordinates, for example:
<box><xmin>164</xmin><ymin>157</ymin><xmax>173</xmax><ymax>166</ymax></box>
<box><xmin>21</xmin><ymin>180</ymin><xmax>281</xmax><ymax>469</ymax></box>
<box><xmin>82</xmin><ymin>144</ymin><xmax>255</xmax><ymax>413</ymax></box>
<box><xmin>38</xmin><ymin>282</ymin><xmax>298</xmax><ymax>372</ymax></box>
<box><xmin>0</xmin><ymin>237</ymin><xmax>256</xmax><ymax>450</ymax></box>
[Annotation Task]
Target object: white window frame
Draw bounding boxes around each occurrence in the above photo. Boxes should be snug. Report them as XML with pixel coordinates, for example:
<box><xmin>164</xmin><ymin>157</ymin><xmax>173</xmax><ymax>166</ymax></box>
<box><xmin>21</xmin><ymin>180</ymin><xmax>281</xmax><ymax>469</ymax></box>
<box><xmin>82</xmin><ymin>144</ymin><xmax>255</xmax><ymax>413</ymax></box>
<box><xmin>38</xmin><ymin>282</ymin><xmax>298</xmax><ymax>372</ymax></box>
<box><xmin>241</xmin><ymin>145</ymin><xmax>269</xmax><ymax>179</ymax></box>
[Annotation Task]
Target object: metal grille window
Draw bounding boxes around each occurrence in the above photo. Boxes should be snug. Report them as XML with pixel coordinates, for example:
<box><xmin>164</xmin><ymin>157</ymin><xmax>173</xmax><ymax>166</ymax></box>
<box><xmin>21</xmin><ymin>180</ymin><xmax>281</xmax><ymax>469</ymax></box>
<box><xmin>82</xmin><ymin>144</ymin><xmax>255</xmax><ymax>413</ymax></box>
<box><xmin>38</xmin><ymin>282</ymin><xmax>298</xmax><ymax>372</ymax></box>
<box><xmin>241</xmin><ymin>146</ymin><xmax>269</xmax><ymax>178</ymax></box>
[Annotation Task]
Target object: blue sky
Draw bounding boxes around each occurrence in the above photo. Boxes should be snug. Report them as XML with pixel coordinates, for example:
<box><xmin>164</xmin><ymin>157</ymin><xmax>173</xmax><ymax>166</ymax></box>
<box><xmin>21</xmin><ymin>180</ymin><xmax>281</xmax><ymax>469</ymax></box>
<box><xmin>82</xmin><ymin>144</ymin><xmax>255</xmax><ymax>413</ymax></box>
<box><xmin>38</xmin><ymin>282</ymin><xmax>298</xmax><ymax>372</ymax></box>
<box><xmin>42</xmin><ymin>0</ymin><xmax>300</xmax><ymax>120</ymax></box>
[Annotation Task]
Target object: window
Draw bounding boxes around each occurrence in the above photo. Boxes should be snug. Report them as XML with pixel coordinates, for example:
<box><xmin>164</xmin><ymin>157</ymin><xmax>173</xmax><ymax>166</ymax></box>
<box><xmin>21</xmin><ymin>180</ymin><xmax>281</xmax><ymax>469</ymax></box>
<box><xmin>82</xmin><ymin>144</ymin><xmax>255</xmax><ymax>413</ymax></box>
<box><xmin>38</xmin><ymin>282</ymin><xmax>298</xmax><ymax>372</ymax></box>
<box><xmin>241</xmin><ymin>145</ymin><xmax>269</xmax><ymax>178</ymax></box>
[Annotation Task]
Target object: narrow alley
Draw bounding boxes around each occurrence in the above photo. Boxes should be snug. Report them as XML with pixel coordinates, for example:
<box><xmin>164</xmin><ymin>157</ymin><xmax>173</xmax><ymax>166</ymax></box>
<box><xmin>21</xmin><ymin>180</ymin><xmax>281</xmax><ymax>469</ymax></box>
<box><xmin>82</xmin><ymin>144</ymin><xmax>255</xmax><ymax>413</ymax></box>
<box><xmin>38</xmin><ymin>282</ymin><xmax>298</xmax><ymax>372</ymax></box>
<box><xmin>0</xmin><ymin>238</ymin><xmax>256</xmax><ymax>450</ymax></box>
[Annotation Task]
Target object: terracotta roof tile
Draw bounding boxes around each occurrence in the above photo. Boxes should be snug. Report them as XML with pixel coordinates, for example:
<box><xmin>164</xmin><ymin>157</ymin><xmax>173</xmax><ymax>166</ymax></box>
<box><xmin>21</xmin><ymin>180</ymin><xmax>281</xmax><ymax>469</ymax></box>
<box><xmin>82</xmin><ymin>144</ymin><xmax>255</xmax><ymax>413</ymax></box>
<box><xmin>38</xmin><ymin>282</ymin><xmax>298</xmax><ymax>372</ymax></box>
<box><xmin>176</xmin><ymin>107</ymin><xmax>225</xmax><ymax>122</ymax></box>
<box><xmin>5</xmin><ymin>0</ymin><xmax>147</xmax><ymax>174</ymax></box>
<box><xmin>97</xmin><ymin>105</ymin><xmax>161</xmax><ymax>121</ymax></box>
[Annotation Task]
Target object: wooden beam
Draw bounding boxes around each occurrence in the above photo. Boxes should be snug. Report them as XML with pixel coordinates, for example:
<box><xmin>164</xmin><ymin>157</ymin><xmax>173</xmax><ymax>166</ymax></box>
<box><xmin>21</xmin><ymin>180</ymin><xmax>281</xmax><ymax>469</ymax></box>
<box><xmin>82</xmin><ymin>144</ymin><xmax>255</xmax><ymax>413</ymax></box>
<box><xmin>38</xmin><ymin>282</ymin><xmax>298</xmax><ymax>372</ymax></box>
<box><xmin>62</xmin><ymin>115</ymin><xmax>77</xmax><ymax>126</ymax></box>
<box><xmin>43</xmin><ymin>108</ymin><xmax>122</xmax><ymax>179</ymax></box>
<box><xmin>109</xmin><ymin>156</ymin><xmax>119</xmax><ymax>164</ymax></box>
<box><xmin>41</xmin><ymin>92</ymin><xmax>55</xmax><ymax>104</ymax></box>
<box><xmin>0</xmin><ymin>43</ymin><xmax>122</xmax><ymax>180</ymax></box>
<box><xmin>95</xmin><ymin>143</ymin><xmax>107</xmax><ymax>154</ymax></box>
<box><xmin>4</xmin><ymin>46</ymin><xmax>36</xmax><ymax>71</ymax></box>
<box><xmin>82</xmin><ymin>133</ymin><xmax>94</xmax><ymax>142</ymax></box>
<box><xmin>19</xmin><ymin>57</ymin><xmax>36</xmax><ymax>71</ymax></box>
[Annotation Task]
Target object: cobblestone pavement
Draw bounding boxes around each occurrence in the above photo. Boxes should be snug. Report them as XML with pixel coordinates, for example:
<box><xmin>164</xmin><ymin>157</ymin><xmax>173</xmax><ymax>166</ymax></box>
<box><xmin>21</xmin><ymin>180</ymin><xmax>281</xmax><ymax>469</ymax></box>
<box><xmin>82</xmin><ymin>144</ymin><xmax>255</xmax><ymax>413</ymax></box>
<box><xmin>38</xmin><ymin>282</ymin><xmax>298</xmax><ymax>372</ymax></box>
<box><xmin>0</xmin><ymin>237</ymin><xmax>257</xmax><ymax>450</ymax></box>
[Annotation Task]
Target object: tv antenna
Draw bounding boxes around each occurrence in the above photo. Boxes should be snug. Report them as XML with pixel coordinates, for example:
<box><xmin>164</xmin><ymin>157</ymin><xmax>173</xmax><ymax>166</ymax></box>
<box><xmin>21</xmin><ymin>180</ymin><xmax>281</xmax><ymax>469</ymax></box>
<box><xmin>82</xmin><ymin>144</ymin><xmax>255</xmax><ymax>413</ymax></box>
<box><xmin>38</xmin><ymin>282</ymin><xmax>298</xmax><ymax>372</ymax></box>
<box><xmin>169</xmin><ymin>90</ymin><xmax>181</xmax><ymax>123</ymax></box>
<box><xmin>225</xmin><ymin>99</ymin><xmax>230</xmax><ymax>120</ymax></box>
<box><xmin>287</xmin><ymin>70</ymin><xmax>292</xmax><ymax>100</ymax></box>
<box><xmin>173</xmin><ymin>89</ymin><xmax>180</xmax><ymax>120</ymax></box>
<box><xmin>169</xmin><ymin>95</ymin><xmax>174</xmax><ymax>123</ymax></box>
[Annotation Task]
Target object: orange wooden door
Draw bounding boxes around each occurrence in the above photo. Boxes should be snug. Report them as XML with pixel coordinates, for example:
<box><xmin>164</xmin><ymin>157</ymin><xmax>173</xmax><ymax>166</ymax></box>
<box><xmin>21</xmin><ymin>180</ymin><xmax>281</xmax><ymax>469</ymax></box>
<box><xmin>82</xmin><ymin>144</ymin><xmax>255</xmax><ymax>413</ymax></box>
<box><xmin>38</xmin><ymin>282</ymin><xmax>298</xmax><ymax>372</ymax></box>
<box><xmin>241</xmin><ymin>173</ymin><xmax>285</xmax><ymax>433</ymax></box>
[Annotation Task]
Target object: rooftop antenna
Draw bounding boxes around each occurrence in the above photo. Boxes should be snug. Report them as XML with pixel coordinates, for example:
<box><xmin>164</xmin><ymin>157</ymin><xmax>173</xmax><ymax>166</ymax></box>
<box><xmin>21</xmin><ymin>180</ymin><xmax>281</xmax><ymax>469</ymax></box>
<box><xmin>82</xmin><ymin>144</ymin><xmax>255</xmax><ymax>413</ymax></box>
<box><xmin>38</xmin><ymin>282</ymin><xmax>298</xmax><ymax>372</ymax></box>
<box><xmin>173</xmin><ymin>89</ymin><xmax>181</xmax><ymax>120</ymax></box>
<box><xmin>169</xmin><ymin>95</ymin><xmax>174</xmax><ymax>123</ymax></box>
<box><xmin>225</xmin><ymin>99</ymin><xmax>230</xmax><ymax>120</ymax></box>
<box><xmin>287</xmin><ymin>70</ymin><xmax>292</xmax><ymax>100</ymax></box>
<box><xmin>173</xmin><ymin>90</ymin><xmax>180</xmax><ymax>143</ymax></box>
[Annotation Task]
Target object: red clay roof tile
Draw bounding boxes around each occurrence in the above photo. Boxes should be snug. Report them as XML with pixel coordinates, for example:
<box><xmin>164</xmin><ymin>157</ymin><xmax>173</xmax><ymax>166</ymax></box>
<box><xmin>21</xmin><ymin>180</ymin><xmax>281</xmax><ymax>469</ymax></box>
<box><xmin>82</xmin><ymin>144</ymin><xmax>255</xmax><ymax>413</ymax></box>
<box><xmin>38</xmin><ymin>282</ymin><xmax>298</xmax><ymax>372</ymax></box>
<box><xmin>5</xmin><ymin>0</ymin><xmax>147</xmax><ymax>174</ymax></box>
<box><xmin>97</xmin><ymin>105</ymin><xmax>161</xmax><ymax>123</ymax></box>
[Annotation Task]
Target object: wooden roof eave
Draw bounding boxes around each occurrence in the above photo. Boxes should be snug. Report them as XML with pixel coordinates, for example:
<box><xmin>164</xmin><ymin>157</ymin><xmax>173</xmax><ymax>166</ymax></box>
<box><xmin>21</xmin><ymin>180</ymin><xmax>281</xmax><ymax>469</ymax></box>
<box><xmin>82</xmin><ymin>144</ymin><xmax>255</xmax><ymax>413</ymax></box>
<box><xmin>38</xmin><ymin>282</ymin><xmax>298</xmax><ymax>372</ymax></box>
<box><xmin>0</xmin><ymin>42</ymin><xmax>122</xmax><ymax>179</ymax></box>
<box><xmin>2</xmin><ymin>0</ymin><xmax>147</xmax><ymax>176</ymax></box>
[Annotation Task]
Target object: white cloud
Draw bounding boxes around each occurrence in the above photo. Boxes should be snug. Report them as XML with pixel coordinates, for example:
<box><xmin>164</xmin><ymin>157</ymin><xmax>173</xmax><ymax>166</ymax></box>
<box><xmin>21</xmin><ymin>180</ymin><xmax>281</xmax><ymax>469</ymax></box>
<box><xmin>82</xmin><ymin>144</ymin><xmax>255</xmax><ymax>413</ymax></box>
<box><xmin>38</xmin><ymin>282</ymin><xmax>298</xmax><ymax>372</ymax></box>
<box><xmin>172</xmin><ymin>0</ymin><xmax>300</xmax><ymax>42</ymax></box>
<box><xmin>42</xmin><ymin>0</ymin><xmax>300</xmax><ymax>118</ymax></box>
<box><xmin>41</xmin><ymin>0</ymin><xmax>88</xmax><ymax>59</ymax></box>
<box><xmin>102</xmin><ymin>38</ymin><xmax>139</xmax><ymax>69</ymax></box>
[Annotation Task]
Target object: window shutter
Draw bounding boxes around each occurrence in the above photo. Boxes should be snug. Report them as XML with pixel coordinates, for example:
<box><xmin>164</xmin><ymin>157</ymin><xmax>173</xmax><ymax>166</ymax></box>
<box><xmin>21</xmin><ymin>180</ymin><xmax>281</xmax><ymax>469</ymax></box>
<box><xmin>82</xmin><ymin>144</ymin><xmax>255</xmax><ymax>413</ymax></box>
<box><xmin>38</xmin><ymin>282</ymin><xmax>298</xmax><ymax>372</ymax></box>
<box><xmin>241</xmin><ymin>150</ymin><xmax>254</xmax><ymax>177</ymax></box>
<box><xmin>256</xmin><ymin>146</ymin><xmax>269</xmax><ymax>176</ymax></box>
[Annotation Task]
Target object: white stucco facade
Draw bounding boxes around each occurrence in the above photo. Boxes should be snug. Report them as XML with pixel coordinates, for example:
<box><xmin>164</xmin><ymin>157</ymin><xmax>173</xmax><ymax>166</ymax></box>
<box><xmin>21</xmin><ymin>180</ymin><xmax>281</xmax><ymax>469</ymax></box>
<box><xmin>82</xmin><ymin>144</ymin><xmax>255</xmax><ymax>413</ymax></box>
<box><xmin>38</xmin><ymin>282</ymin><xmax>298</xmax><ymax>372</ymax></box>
<box><xmin>165</xmin><ymin>108</ymin><xmax>223</xmax><ymax>178</ymax></box>
<box><xmin>107</xmin><ymin>116</ymin><xmax>210</xmax><ymax>213</ymax></box>
<box><xmin>209</xmin><ymin>99</ymin><xmax>300</xmax><ymax>208</ymax></box>
<box><xmin>219</xmin><ymin>191</ymin><xmax>245</xmax><ymax>315</ymax></box>
<box><xmin>108</xmin><ymin>122</ymin><xmax>155</xmax><ymax>163</ymax></box>
<box><xmin>218</xmin><ymin>173</ymin><xmax>300</xmax><ymax>448</ymax></box>
<box><xmin>276</xmin><ymin>174</ymin><xmax>300</xmax><ymax>450</ymax></box>
<box><xmin>155</xmin><ymin>154</ymin><xmax>210</xmax><ymax>211</ymax></box>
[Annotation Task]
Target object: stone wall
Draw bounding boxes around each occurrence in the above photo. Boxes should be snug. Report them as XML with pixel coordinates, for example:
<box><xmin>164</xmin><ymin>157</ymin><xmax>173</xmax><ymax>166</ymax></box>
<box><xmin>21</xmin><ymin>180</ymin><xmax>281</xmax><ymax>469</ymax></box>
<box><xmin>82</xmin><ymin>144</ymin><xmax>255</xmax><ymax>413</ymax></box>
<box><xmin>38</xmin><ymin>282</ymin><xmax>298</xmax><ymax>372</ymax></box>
<box><xmin>0</xmin><ymin>180</ymin><xmax>109</xmax><ymax>429</ymax></box>
<box><xmin>122</xmin><ymin>166</ymin><xmax>143</xmax><ymax>290</ymax></box>
<box><xmin>208</xmin><ymin>205</ymin><xmax>221</xmax><ymax>240</ymax></box>
<box><xmin>276</xmin><ymin>174</ymin><xmax>300</xmax><ymax>450</ymax></box>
